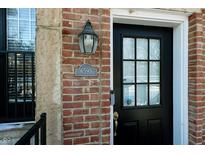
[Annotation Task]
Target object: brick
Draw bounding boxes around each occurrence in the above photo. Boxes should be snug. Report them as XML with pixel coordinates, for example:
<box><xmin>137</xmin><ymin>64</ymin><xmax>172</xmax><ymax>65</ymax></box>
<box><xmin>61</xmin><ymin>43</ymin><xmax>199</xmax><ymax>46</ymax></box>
<box><xmin>62</xmin><ymin>51</ymin><xmax>73</xmax><ymax>57</ymax></box>
<box><xmin>64</xmin><ymin>130</ymin><xmax>84</xmax><ymax>138</ymax></box>
<box><xmin>73</xmin><ymin>109</ymin><xmax>89</xmax><ymax>115</ymax></box>
<box><xmin>62</xmin><ymin>8</ymin><xmax>72</xmax><ymax>12</ymax></box>
<box><xmin>64</xmin><ymin>139</ymin><xmax>72</xmax><ymax>145</ymax></box>
<box><xmin>102</xmin><ymin>59</ymin><xmax>110</xmax><ymax>65</ymax></box>
<box><xmin>63</xmin><ymin>88</ymin><xmax>82</xmax><ymax>94</ymax></box>
<box><xmin>85</xmin><ymin>129</ymin><xmax>100</xmax><ymax>136</ymax></box>
<box><xmin>63</xmin><ymin>36</ymin><xmax>72</xmax><ymax>43</ymax></box>
<box><xmin>102</xmin><ymin>101</ymin><xmax>110</xmax><ymax>106</ymax></box>
<box><xmin>84</xmin><ymin>87</ymin><xmax>99</xmax><ymax>93</ymax></box>
<box><xmin>63</xmin><ymin>58</ymin><xmax>83</xmax><ymax>65</ymax></box>
<box><xmin>62</xmin><ymin>8</ymin><xmax>111</xmax><ymax>145</ymax></box>
<box><xmin>74</xmin><ymin>123</ymin><xmax>89</xmax><ymax>129</ymax></box>
<box><xmin>62</xmin><ymin>65</ymin><xmax>73</xmax><ymax>73</ymax></box>
<box><xmin>90</xmin><ymin>80</ymin><xmax>99</xmax><ymax>86</ymax></box>
<box><xmin>102</xmin><ymin>128</ymin><xmax>110</xmax><ymax>135</ymax></box>
<box><xmin>85</xmin><ymin>115</ymin><xmax>100</xmax><ymax>122</ymax></box>
<box><xmin>63</xmin><ymin>13</ymin><xmax>82</xmax><ymax>20</ymax></box>
<box><xmin>91</xmin><ymin>108</ymin><xmax>101</xmax><ymax>114</ymax></box>
<box><xmin>63</xmin><ymin>44</ymin><xmax>80</xmax><ymax>50</ymax></box>
<box><xmin>102</xmin><ymin>66</ymin><xmax>110</xmax><ymax>72</ymax></box>
<box><xmin>62</xmin><ymin>28</ymin><xmax>81</xmax><ymax>35</ymax></box>
<box><xmin>85</xmin><ymin>59</ymin><xmax>99</xmax><ymax>65</ymax></box>
<box><xmin>73</xmin><ymin>80</ymin><xmax>89</xmax><ymax>86</ymax></box>
<box><xmin>82</xmin><ymin>15</ymin><xmax>99</xmax><ymax>22</ymax></box>
<box><xmin>90</xmin><ymin>94</ymin><xmax>99</xmax><ymax>100</ymax></box>
<box><xmin>102</xmin><ymin>107</ymin><xmax>110</xmax><ymax>114</ymax></box>
<box><xmin>85</xmin><ymin>101</ymin><xmax>99</xmax><ymax>107</ymax></box>
<box><xmin>72</xmin><ymin>21</ymin><xmax>84</xmax><ymax>29</ymax></box>
<box><xmin>73</xmin><ymin>8</ymin><xmax>89</xmax><ymax>14</ymax></box>
<box><xmin>91</xmin><ymin>9</ymin><xmax>99</xmax><ymax>15</ymax></box>
<box><xmin>63</xmin><ymin>116</ymin><xmax>83</xmax><ymax>123</ymax></box>
<box><xmin>102</xmin><ymin>73</ymin><xmax>110</xmax><ymax>79</ymax></box>
<box><xmin>91</xmin><ymin>122</ymin><xmax>100</xmax><ymax>128</ymax></box>
<box><xmin>63</xmin><ymin>21</ymin><xmax>72</xmax><ymax>27</ymax></box>
<box><xmin>63</xmin><ymin>81</ymin><xmax>72</xmax><ymax>86</ymax></box>
<box><xmin>101</xmin><ymin>80</ymin><xmax>110</xmax><ymax>86</ymax></box>
<box><xmin>102</xmin><ymin>9</ymin><xmax>110</xmax><ymax>16</ymax></box>
<box><xmin>102</xmin><ymin>16</ymin><xmax>110</xmax><ymax>23</ymax></box>
<box><xmin>74</xmin><ymin>137</ymin><xmax>89</xmax><ymax>144</ymax></box>
<box><xmin>63</xmin><ymin>95</ymin><xmax>72</xmax><ymax>101</ymax></box>
<box><xmin>102</xmin><ymin>115</ymin><xmax>110</xmax><ymax>120</ymax></box>
<box><xmin>102</xmin><ymin>136</ymin><xmax>110</xmax><ymax>143</ymax></box>
<box><xmin>91</xmin><ymin>136</ymin><xmax>100</xmax><ymax>142</ymax></box>
<box><xmin>63</xmin><ymin>110</ymin><xmax>72</xmax><ymax>116</ymax></box>
<box><xmin>63</xmin><ymin>124</ymin><xmax>72</xmax><ymax>131</ymax></box>
<box><xmin>102</xmin><ymin>93</ymin><xmax>110</xmax><ymax>99</ymax></box>
<box><xmin>188</xmin><ymin>12</ymin><xmax>205</xmax><ymax>145</ymax></box>
<box><xmin>63</xmin><ymin>102</ymin><xmax>83</xmax><ymax>108</ymax></box>
<box><xmin>73</xmin><ymin>95</ymin><xmax>89</xmax><ymax>101</ymax></box>
<box><xmin>91</xmin><ymin>122</ymin><xmax>110</xmax><ymax>128</ymax></box>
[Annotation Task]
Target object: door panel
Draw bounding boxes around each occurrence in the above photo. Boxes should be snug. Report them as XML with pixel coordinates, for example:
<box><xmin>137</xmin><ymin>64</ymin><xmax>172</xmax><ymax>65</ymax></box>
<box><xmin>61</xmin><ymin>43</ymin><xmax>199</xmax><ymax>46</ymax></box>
<box><xmin>113</xmin><ymin>23</ymin><xmax>173</xmax><ymax>145</ymax></box>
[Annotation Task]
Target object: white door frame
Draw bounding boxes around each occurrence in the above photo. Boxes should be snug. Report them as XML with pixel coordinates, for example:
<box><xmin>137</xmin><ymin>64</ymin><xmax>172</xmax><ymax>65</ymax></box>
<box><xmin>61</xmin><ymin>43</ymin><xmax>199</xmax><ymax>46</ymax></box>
<box><xmin>110</xmin><ymin>8</ymin><xmax>190</xmax><ymax>145</ymax></box>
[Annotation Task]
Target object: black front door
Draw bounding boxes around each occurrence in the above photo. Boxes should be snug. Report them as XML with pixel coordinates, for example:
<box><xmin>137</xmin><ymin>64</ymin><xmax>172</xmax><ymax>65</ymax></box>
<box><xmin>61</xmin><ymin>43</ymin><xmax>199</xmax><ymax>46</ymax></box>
<box><xmin>113</xmin><ymin>23</ymin><xmax>173</xmax><ymax>145</ymax></box>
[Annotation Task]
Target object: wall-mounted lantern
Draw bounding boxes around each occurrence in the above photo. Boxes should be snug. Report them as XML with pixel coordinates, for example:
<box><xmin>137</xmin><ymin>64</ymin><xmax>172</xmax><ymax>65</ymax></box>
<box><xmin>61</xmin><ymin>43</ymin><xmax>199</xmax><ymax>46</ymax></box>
<box><xmin>78</xmin><ymin>20</ymin><xmax>98</xmax><ymax>54</ymax></box>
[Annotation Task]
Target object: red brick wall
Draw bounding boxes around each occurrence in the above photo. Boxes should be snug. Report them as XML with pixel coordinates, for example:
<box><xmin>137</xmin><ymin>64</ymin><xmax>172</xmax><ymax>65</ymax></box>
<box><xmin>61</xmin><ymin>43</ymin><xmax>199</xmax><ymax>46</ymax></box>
<box><xmin>188</xmin><ymin>10</ymin><xmax>205</xmax><ymax>144</ymax></box>
<box><xmin>62</xmin><ymin>8</ymin><xmax>111</xmax><ymax>145</ymax></box>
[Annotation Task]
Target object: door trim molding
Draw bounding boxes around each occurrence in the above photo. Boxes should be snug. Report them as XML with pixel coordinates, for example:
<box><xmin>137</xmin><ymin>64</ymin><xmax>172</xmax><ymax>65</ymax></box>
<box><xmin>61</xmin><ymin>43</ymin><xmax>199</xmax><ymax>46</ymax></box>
<box><xmin>110</xmin><ymin>8</ymin><xmax>189</xmax><ymax>145</ymax></box>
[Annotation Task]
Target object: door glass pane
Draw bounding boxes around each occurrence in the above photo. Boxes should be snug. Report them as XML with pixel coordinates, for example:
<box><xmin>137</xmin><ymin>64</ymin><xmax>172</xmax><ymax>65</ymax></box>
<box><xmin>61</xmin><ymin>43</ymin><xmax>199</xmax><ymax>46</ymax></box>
<box><xmin>150</xmin><ymin>84</ymin><xmax>160</xmax><ymax>105</ymax></box>
<box><xmin>137</xmin><ymin>38</ymin><xmax>148</xmax><ymax>60</ymax></box>
<box><xmin>150</xmin><ymin>62</ymin><xmax>160</xmax><ymax>82</ymax></box>
<box><xmin>123</xmin><ymin>85</ymin><xmax>135</xmax><ymax>107</ymax></box>
<box><xmin>123</xmin><ymin>38</ymin><xmax>135</xmax><ymax>59</ymax></box>
<box><xmin>137</xmin><ymin>62</ymin><xmax>147</xmax><ymax>83</ymax></box>
<box><xmin>137</xmin><ymin>84</ymin><xmax>148</xmax><ymax>106</ymax></box>
<box><xmin>150</xmin><ymin>39</ymin><xmax>160</xmax><ymax>60</ymax></box>
<box><xmin>123</xmin><ymin>61</ymin><xmax>135</xmax><ymax>83</ymax></box>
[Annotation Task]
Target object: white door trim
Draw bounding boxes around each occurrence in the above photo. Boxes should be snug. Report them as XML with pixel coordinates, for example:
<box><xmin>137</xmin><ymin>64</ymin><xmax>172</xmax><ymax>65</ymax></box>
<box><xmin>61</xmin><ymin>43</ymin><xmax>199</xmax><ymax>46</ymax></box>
<box><xmin>110</xmin><ymin>8</ymin><xmax>190</xmax><ymax>145</ymax></box>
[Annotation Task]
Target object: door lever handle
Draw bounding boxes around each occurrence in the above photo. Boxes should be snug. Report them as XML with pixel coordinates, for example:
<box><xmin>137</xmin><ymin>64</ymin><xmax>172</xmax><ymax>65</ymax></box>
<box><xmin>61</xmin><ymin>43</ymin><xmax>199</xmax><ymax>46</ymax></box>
<box><xmin>113</xmin><ymin>111</ymin><xmax>119</xmax><ymax>136</ymax></box>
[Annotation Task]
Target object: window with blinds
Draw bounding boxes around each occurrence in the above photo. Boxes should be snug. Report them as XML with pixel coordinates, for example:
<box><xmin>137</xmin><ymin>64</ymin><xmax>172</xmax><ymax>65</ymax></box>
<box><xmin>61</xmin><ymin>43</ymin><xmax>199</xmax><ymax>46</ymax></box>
<box><xmin>0</xmin><ymin>8</ymin><xmax>36</xmax><ymax>123</ymax></box>
<box><xmin>7</xmin><ymin>8</ymin><xmax>36</xmax><ymax>51</ymax></box>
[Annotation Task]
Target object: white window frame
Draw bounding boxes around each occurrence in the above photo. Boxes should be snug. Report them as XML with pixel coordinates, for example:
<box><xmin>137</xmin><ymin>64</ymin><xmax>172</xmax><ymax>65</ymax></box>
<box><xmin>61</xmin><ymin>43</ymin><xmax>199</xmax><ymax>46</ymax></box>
<box><xmin>110</xmin><ymin>8</ymin><xmax>190</xmax><ymax>145</ymax></box>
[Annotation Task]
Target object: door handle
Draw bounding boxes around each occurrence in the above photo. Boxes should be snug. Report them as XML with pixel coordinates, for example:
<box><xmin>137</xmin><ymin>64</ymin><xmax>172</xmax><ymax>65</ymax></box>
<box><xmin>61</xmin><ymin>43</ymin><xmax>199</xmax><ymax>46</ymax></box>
<box><xmin>113</xmin><ymin>111</ymin><xmax>119</xmax><ymax>136</ymax></box>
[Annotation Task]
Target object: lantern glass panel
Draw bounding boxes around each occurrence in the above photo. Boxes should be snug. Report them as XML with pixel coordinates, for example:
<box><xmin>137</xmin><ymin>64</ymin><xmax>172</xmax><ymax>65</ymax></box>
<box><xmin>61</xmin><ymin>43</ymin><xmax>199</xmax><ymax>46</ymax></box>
<box><xmin>84</xmin><ymin>34</ymin><xmax>94</xmax><ymax>53</ymax></box>
<box><xmin>92</xmin><ymin>35</ymin><xmax>98</xmax><ymax>53</ymax></box>
<box><xmin>79</xmin><ymin>34</ymin><xmax>85</xmax><ymax>53</ymax></box>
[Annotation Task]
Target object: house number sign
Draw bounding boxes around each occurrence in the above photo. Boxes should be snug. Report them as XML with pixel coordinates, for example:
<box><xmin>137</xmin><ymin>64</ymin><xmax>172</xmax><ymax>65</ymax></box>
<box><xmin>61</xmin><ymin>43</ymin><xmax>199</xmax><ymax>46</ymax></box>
<box><xmin>75</xmin><ymin>64</ymin><xmax>97</xmax><ymax>77</ymax></box>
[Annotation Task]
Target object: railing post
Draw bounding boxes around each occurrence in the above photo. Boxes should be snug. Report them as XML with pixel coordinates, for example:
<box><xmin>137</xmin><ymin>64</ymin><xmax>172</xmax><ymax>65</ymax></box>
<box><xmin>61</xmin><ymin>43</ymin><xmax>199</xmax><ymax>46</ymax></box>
<box><xmin>40</xmin><ymin>113</ymin><xmax>46</xmax><ymax>145</ymax></box>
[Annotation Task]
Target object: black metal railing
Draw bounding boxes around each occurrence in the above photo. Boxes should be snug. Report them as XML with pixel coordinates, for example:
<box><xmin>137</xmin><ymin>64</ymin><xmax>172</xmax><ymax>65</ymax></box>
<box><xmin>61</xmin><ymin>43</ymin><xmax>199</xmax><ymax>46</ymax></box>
<box><xmin>15</xmin><ymin>113</ymin><xmax>47</xmax><ymax>145</ymax></box>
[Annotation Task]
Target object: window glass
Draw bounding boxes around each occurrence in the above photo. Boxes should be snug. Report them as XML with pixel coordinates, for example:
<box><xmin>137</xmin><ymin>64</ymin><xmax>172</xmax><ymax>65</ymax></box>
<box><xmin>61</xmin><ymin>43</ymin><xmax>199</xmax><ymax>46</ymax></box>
<box><xmin>7</xmin><ymin>8</ymin><xmax>36</xmax><ymax>51</ymax></box>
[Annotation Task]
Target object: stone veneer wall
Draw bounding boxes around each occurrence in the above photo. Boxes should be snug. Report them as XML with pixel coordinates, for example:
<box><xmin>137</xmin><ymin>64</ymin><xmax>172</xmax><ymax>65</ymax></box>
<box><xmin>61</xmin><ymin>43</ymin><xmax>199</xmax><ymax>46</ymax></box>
<box><xmin>62</xmin><ymin>8</ymin><xmax>111</xmax><ymax>144</ymax></box>
<box><xmin>35</xmin><ymin>8</ymin><xmax>62</xmax><ymax>144</ymax></box>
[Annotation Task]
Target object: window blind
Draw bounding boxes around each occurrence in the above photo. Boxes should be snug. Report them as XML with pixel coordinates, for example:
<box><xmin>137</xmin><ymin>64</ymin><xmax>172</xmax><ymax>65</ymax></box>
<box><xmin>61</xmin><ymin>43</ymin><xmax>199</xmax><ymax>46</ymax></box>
<box><xmin>7</xmin><ymin>8</ymin><xmax>36</xmax><ymax>52</ymax></box>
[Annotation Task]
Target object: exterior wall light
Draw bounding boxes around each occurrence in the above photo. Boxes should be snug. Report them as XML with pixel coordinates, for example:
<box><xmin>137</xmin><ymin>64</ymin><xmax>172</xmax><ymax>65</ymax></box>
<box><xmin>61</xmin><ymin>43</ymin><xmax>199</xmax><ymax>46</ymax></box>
<box><xmin>78</xmin><ymin>20</ymin><xmax>98</xmax><ymax>54</ymax></box>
